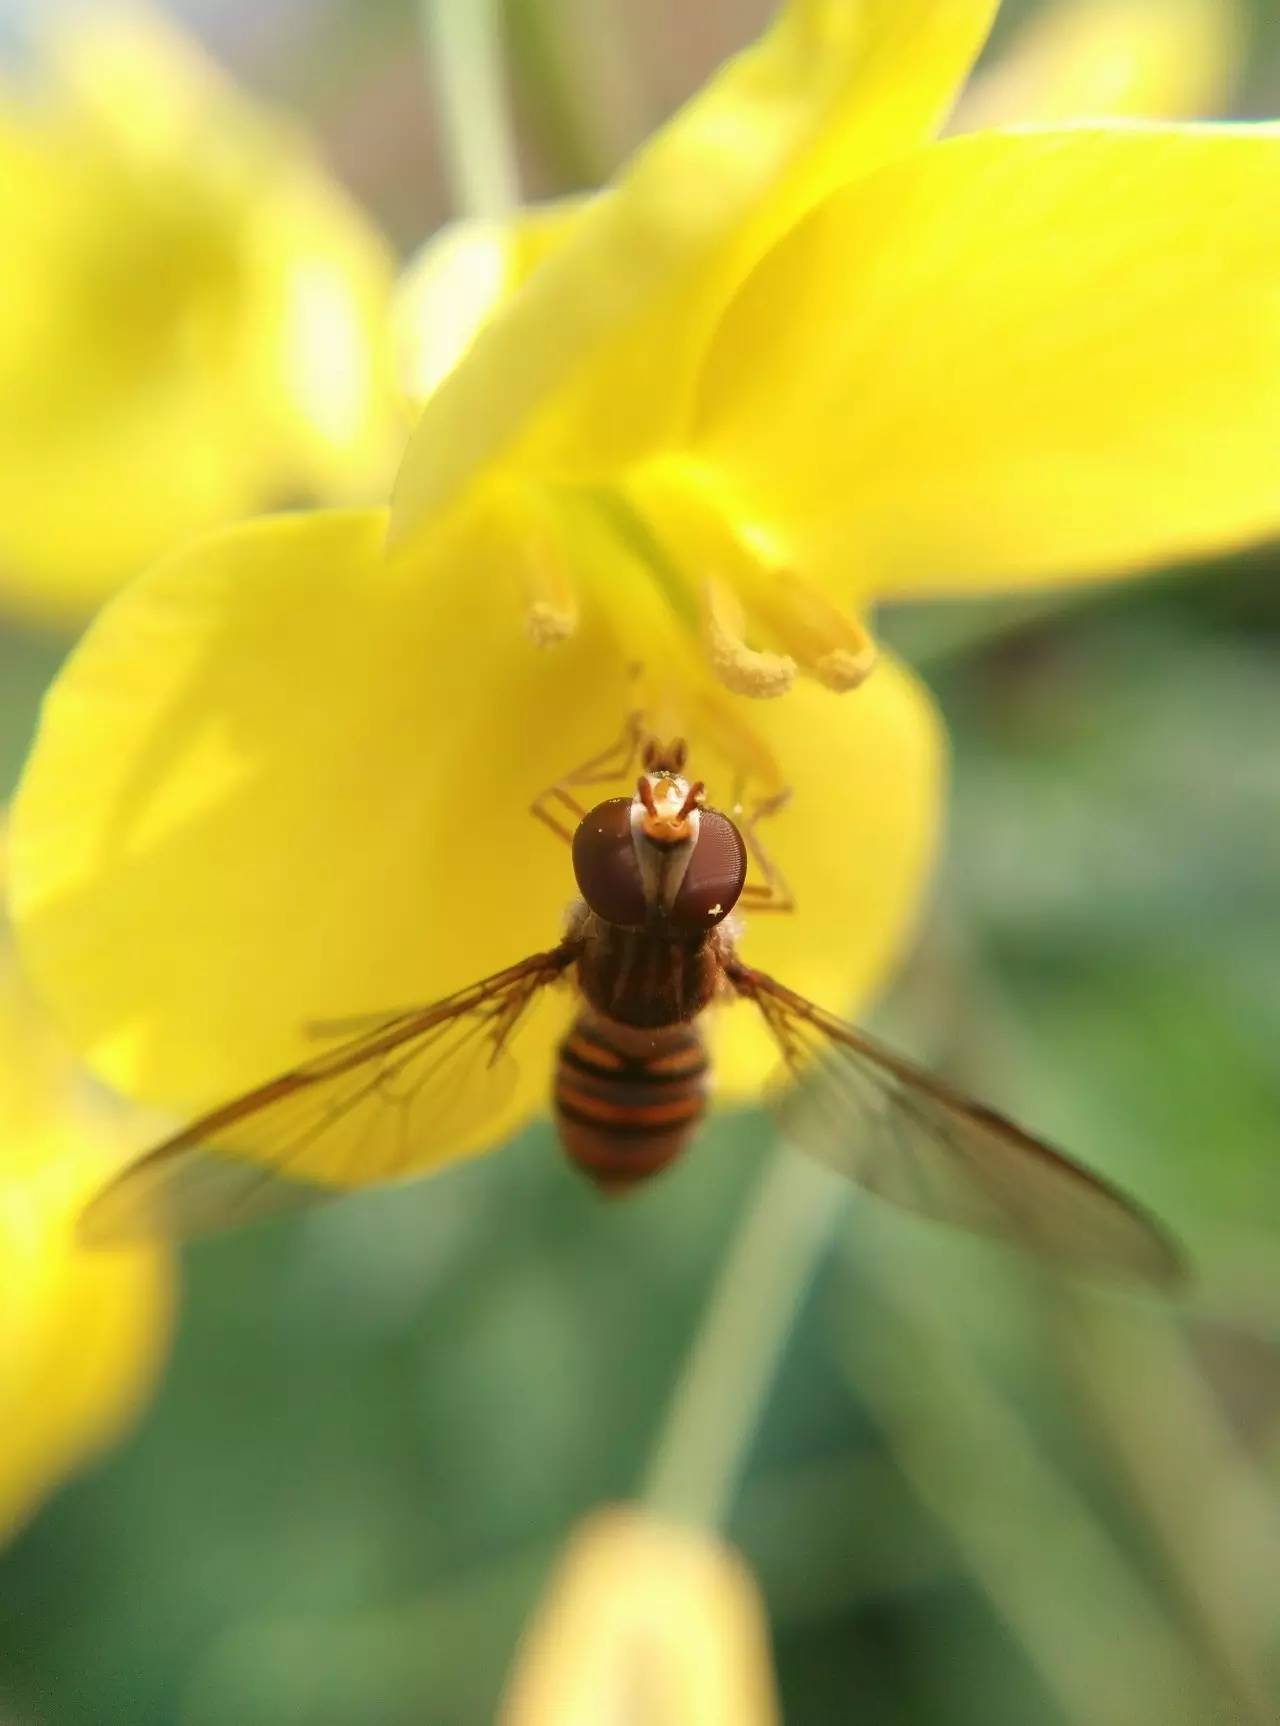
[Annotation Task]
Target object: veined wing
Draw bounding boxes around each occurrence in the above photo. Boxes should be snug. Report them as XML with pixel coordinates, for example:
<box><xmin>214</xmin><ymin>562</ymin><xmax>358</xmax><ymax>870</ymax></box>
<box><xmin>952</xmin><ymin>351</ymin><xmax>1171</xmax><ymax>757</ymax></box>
<box><xmin>725</xmin><ymin>961</ymin><xmax>1185</xmax><ymax>1287</ymax></box>
<box><xmin>83</xmin><ymin>943</ymin><xmax>580</xmax><ymax>1243</ymax></box>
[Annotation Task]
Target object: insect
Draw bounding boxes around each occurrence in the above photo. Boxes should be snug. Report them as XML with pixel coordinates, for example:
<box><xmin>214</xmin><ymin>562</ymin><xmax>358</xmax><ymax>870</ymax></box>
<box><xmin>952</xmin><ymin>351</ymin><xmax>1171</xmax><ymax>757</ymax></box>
<box><xmin>84</xmin><ymin>723</ymin><xmax>1185</xmax><ymax>1285</ymax></box>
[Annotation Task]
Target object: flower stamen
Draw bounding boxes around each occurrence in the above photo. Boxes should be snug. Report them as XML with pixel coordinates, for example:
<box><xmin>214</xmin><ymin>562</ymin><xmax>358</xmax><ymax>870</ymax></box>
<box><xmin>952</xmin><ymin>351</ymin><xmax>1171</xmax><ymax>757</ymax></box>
<box><xmin>626</xmin><ymin>459</ymin><xmax>876</xmax><ymax>697</ymax></box>
<box><xmin>519</xmin><ymin>519</ymin><xmax>579</xmax><ymax>648</ymax></box>
<box><xmin>702</xmin><ymin>576</ymin><xmax>796</xmax><ymax>698</ymax></box>
<box><xmin>470</xmin><ymin>480</ymin><xmax>580</xmax><ymax>648</ymax></box>
<box><xmin>743</xmin><ymin>569</ymin><xmax>878</xmax><ymax>692</ymax></box>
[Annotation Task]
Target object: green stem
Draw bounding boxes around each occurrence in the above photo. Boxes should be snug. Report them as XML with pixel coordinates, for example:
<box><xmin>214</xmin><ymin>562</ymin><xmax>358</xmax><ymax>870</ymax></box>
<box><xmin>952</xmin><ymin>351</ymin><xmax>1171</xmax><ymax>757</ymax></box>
<box><xmin>642</xmin><ymin>1152</ymin><xmax>844</xmax><ymax>1528</ymax></box>
<box><xmin>420</xmin><ymin>0</ymin><xmax>521</xmax><ymax>219</ymax></box>
<box><xmin>507</xmin><ymin>0</ymin><xmax>647</xmax><ymax>187</ymax></box>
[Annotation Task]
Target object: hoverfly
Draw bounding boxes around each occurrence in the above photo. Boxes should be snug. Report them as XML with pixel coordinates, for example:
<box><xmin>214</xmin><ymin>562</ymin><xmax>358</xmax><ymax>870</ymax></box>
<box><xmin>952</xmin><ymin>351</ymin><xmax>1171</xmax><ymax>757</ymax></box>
<box><xmin>84</xmin><ymin>723</ymin><xmax>1184</xmax><ymax>1284</ymax></box>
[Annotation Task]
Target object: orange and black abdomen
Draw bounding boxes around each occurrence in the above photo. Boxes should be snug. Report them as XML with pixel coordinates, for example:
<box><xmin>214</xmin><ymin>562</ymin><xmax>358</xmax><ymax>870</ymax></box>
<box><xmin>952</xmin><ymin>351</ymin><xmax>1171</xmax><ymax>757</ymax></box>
<box><xmin>554</xmin><ymin>1016</ymin><xmax>708</xmax><ymax>1192</ymax></box>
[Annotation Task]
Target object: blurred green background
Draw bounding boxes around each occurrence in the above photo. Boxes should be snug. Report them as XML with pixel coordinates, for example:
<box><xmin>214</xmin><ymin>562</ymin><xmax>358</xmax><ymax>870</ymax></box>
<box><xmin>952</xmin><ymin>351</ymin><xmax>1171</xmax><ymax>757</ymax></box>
<box><xmin>1</xmin><ymin>2</ymin><xmax>1279</xmax><ymax>1722</ymax></box>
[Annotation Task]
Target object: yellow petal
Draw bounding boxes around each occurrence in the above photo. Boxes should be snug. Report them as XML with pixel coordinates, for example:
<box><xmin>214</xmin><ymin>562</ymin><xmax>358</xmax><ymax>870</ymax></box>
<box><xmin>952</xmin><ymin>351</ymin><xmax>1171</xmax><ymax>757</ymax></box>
<box><xmin>239</xmin><ymin>161</ymin><xmax>400</xmax><ymax>506</ymax></box>
<box><xmin>955</xmin><ymin>0</ymin><xmax>1246</xmax><ymax>130</ymax></box>
<box><xmin>499</xmin><ymin>1508</ymin><xmax>780</xmax><ymax>1726</ymax></box>
<box><xmin>710</xmin><ymin>654</ymin><xmax>944</xmax><ymax>1102</ymax></box>
<box><xmin>0</xmin><ymin>1154</ymin><xmax>173</xmax><ymax>1542</ymax></box>
<box><xmin>14</xmin><ymin>510</ymin><xmax>541</xmax><ymax>1119</ymax></box>
<box><xmin>42</xmin><ymin>2</ymin><xmax>242</xmax><ymax>157</ymax></box>
<box><xmin>0</xmin><ymin>5</ymin><xmax>396</xmax><ymax>621</ymax></box>
<box><xmin>395</xmin><ymin>200</ymin><xmax>589</xmax><ymax>409</ymax></box>
<box><xmin>0</xmin><ymin>927</ymin><xmax>172</xmax><ymax>1543</ymax></box>
<box><xmin>692</xmin><ymin>125</ymin><xmax>1280</xmax><ymax>600</ymax></box>
<box><xmin>390</xmin><ymin>0</ymin><xmax>997</xmax><ymax>548</ymax></box>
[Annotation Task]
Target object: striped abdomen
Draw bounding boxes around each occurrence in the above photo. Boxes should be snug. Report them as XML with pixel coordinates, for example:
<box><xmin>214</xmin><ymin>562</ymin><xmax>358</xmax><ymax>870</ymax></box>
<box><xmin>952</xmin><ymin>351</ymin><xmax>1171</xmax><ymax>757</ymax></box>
<box><xmin>554</xmin><ymin>1014</ymin><xmax>709</xmax><ymax>1192</ymax></box>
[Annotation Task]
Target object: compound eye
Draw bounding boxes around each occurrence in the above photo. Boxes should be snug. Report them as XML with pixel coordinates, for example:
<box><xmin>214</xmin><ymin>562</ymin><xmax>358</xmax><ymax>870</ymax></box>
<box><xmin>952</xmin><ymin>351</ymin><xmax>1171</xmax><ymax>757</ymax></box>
<box><xmin>572</xmin><ymin>798</ymin><xmax>646</xmax><ymax>926</ymax></box>
<box><xmin>668</xmin><ymin>810</ymin><xmax>746</xmax><ymax>931</ymax></box>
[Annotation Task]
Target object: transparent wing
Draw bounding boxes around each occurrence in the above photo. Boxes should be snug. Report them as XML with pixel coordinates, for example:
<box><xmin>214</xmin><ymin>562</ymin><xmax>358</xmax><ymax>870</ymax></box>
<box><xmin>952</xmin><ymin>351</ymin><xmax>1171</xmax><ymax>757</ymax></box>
<box><xmin>726</xmin><ymin>962</ymin><xmax>1185</xmax><ymax>1287</ymax></box>
<box><xmin>83</xmin><ymin>944</ymin><xmax>580</xmax><ymax>1244</ymax></box>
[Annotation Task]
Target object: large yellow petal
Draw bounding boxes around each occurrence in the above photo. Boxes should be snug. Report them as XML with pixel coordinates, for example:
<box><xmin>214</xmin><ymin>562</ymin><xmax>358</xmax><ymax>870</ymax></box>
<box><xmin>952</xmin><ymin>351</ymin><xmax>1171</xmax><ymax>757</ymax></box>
<box><xmin>955</xmin><ymin>0</ymin><xmax>1245</xmax><ymax>129</ymax></box>
<box><xmin>12</xmin><ymin>509</ymin><xmax>563</xmax><ymax>1122</ymax></box>
<box><xmin>691</xmin><ymin>125</ymin><xmax>1280</xmax><ymax>600</ymax></box>
<box><xmin>390</xmin><ymin>0</ymin><xmax>997</xmax><ymax>547</ymax></box>
<box><xmin>711</xmin><ymin>654</ymin><xmax>943</xmax><ymax>1102</ymax></box>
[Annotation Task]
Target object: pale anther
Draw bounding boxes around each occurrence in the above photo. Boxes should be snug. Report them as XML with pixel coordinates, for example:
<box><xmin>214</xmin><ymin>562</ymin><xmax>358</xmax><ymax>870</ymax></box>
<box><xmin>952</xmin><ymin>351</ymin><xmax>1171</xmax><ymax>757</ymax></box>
<box><xmin>525</xmin><ymin>597</ymin><xmax>577</xmax><ymax>648</ymax></box>
<box><xmin>702</xmin><ymin>577</ymin><xmax>796</xmax><ymax>699</ymax></box>
<box><xmin>814</xmin><ymin>643</ymin><xmax>877</xmax><ymax>692</ymax></box>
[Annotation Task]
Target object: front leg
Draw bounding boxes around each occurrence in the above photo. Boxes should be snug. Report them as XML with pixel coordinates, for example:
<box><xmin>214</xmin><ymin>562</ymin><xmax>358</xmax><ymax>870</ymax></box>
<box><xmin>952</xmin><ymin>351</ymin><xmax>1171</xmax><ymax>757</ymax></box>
<box><xmin>529</xmin><ymin>709</ymin><xmax>646</xmax><ymax>844</ymax></box>
<box><xmin>735</xmin><ymin>785</ymin><xmax>796</xmax><ymax>914</ymax></box>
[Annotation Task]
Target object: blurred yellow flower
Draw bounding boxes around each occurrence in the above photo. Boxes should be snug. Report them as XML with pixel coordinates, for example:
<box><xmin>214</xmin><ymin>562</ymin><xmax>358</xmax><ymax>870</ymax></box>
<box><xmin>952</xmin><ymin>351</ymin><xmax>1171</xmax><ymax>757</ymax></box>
<box><xmin>498</xmin><ymin>1508</ymin><xmax>779</xmax><ymax>1726</ymax></box>
<box><xmin>0</xmin><ymin>835</ymin><xmax>172</xmax><ymax>1542</ymax></box>
<box><xmin>956</xmin><ymin>0</ymin><xmax>1245</xmax><ymax>129</ymax></box>
<box><xmin>0</xmin><ymin>4</ymin><xmax>398</xmax><ymax>621</ymax></box>
<box><xmin>8</xmin><ymin>0</ymin><xmax>1280</xmax><ymax>1197</ymax></box>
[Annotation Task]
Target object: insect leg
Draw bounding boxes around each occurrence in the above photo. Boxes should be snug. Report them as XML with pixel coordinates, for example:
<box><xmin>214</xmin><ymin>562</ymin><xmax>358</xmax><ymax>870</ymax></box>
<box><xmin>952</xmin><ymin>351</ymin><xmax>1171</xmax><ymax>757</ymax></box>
<box><xmin>736</xmin><ymin>785</ymin><xmax>796</xmax><ymax>914</ymax></box>
<box><xmin>529</xmin><ymin>708</ymin><xmax>647</xmax><ymax>844</ymax></box>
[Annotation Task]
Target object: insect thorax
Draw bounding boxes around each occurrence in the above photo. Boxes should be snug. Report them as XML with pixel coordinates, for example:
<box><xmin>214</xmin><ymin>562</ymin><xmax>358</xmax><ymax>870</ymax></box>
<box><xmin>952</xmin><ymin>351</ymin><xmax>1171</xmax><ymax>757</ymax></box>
<box><xmin>574</xmin><ymin>914</ymin><xmax>722</xmax><ymax>1030</ymax></box>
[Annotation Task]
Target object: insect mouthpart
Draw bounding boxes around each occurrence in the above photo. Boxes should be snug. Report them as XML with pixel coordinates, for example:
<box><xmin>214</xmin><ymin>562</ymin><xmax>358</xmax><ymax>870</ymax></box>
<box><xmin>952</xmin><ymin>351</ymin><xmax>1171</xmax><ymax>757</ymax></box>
<box><xmin>636</xmin><ymin>773</ymin><xmax>704</xmax><ymax>844</ymax></box>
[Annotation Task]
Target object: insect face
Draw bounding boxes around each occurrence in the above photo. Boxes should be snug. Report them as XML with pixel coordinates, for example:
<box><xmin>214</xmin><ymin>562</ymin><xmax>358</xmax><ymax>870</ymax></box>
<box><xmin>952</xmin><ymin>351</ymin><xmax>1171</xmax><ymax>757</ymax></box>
<box><xmin>571</xmin><ymin>740</ymin><xmax>746</xmax><ymax>933</ymax></box>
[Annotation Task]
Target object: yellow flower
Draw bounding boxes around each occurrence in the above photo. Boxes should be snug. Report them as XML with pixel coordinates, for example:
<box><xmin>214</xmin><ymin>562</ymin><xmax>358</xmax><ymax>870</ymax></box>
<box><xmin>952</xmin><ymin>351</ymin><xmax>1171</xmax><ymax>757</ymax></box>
<box><xmin>7</xmin><ymin>0</ymin><xmax>1280</xmax><ymax>1199</ymax></box>
<box><xmin>0</xmin><ymin>4</ymin><xmax>398</xmax><ymax>622</ymax></box>
<box><xmin>497</xmin><ymin>1508</ymin><xmax>779</xmax><ymax>1725</ymax></box>
<box><xmin>956</xmin><ymin>0</ymin><xmax>1245</xmax><ymax>129</ymax></box>
<box><xmin>0</xmin><ymin>835</ymin><xmax>172</xmax><ymax>1542</ymax></box>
